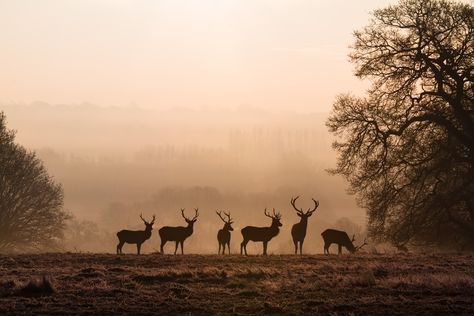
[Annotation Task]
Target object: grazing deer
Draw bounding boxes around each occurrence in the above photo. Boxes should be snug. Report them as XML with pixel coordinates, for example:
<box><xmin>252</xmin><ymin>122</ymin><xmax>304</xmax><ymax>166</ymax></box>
<box><xmin>216</xmin><ymin>211</ymin><xmax>234</xmax><ymax>255</ymax></box>
<box><xmin>241</xmin><ymin>208</ymin><xmax>282</xmax><ymax>256</ymax></box>
<box><xmin>290</xmin><ymin>196</ymin><xmax>319</xmax><ymax>255</ymax></box>
<box><xmin>159</xmin><ymin>208</ymin><xmax>199</xmax><ymax>254</ymax></box>
<box><xmin>116</xmin><ymin>214</ymin><xmax>155</xmax><ymax>255</ymax></box>
<box><xmin>321</xmin><ymin>229</ymin><xmax>368</xmax><ymax>254</ymax></box>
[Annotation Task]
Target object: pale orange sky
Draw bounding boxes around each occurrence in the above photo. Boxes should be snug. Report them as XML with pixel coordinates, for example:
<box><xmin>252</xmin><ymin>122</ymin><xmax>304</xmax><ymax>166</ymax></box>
<box><xmin>0</xmin><ymin>0</ymin><xmax>398</xmax><ymax>112</ymax></box>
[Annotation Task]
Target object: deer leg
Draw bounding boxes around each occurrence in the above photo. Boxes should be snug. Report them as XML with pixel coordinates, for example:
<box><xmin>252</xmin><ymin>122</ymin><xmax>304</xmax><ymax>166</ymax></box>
<box><xmin>293</xmin><ymin>240</ymin><xmax>298</xmax><ymax>255</ymax></box>
<box><xmin>160</xmin><ymin>240</ymin><xmax>166</xmax><ymax>254</ymax></box>
<box><xmin>227</xmin><ymin>242</ymin><xmax>231</xmax><ymax>255</ymax></box>
<box><xmin>218</xmin><ymin>242</ymin><xmax>221</xmax><ymax>255</ymax></box>
<box><xmin>137</xmin><ymin>243</ymin><xmax>141</xmax><ymax>255</ymax></box>
<box><xmin>263</xmin><ymin>241</ymin><xmax>268</xmax><ymax>256</ymax></box>
<box><xmin>299</xmin><ymin>240</ymin><xmax>303</xmax><ymax>255</ymax></box>
<box><xmin>117</xmin><ymin>241</ymin><xmax>124</xmax><ymax>255</ymax></box>
<box><xmin>180</xmin><ymin>241</ymin><xmax>184</xmax><ymax>255</ymax></box>
<box><xmin>324</xmin><ymin>243</ymin><xmax>329</xmax><ymax>255</ymax></box>
<box><xmin>174</xmin><ymin>241</ymin><xmax>179</xmax><ymax>255</ymax></box>
<box><xmin>222</xmin><ymin>243</ymin><xmax>225</xmax><ymax>255</ymax></box>
<box><xmin>241</xmin><ymin>240</ymin><xmax>248</xmax><ymax>255</ymax></box>
<box><xmin>338</xmin><ymin>244</ymin><xmax>342</xmax><ymax>255</ymax></box>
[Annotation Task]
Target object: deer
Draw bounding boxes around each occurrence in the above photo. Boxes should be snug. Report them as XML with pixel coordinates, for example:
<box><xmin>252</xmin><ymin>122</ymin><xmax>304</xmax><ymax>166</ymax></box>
<box><xmin>290</xmin><ymin>196</ymin><xmax>319</xmax><ymax>255</ymax></box>
<box><xmin>159</xmin><ymin>208</ymin><xmax>199</xmax><ymax>255</ymax></box>
<box><xmin>116</xmin><ymin>214</ymin><xmax>155</xmax><ymax>255</ymax></box>
<box><xmin>321</xmin><ymin>228</ymin><xmax>368</xmax><ymax>255</ymax></box>
<box><xmin>241</xmin><ymin>208</ymin><xmax>282</xmax><ymax>256</ymax></box>
<box><xmin>216</xmin><ymin>211</ymin><xmax>234</xmax><ymax>255</ymax></box>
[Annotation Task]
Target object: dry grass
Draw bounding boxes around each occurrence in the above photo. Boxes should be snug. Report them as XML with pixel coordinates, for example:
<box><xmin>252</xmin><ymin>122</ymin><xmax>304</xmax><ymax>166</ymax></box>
<box><xmin>0</xmin><ymin>253</ymin><xmax>473</xmax><ymax>315</ymax></box>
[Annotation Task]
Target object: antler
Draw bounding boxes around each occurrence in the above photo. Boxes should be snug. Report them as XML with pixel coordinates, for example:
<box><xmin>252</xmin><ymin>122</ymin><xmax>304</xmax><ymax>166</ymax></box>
<box><xmin>356</xmin><ymin>237</ymin><xmax>368</xmax><ymax>251</ymax></box>
<box><xmin>290</xmin><ymin>196</ymin><xmax>304</xmax><ymax>215</ymax></box>
<box><xmin>291</xmin><ymin>196</ymin><xmax>319</xmax><ymax>215</ymax></box>
<box><xmin>224</xmin><ymin>211</ymin><xmax>233</xmax><ymax>224</ymax></box>
<box><xmin>140</xmin><ymin>213</ymin><xmax>155</xmax><ymax>224</ymax></box>
<box><xmin>181</xmin><ymin>208</ymin><xmax>188</xmax><ymax>221</ymax></box>
<box><xmin>192</xmin><ymin>208</ymin><xmax>199</xmax><ymax>221</ymax></box>
<box><xmin>307</xmin><ymin>198</ymin><xmax>319</xmax><ymax>214</ymax></box>
<box><xmin>181</xmin><ymin>208</ymin><xmax>198</xmax><ymax>221</ymax></box>
<box><xmin>217</xmin><ymin>210</ymin><xmax>232</xmax><ymax>223</ymax></box>
<box><xmin>216</xmin><ymin>210</ymin><xmax>227</xmax><ymax>223</ymax></box>
<box><xmin>264</xmin><ymin>208</ymin><xmax>281</xmax><ymax>219</ymax></box>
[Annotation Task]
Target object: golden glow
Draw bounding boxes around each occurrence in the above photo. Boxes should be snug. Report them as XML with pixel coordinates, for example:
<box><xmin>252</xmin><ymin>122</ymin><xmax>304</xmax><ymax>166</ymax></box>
<box><xmin>0</xmin><ymin>0</ymin><xmax>398</xmax><ymax>111</ymax></box>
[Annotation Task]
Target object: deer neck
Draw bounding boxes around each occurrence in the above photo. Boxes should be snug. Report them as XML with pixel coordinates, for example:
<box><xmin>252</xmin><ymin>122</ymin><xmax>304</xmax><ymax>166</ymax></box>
<box><xmin>299</xmin><ymin>217</ymin><xmax>308</xmax><ymax>229</ymax></box>
<box><xmin>144</xmin><ymin>228</ymin><xmax>152</xmax><ymax>239</ymax></box>
<box><xmin>186</xmin><ymin>222</ymin><xmax>194</xmax><ymax>235</ymax></box>
<box><xmin>270</xmin><ymin>222</ymin><xmax>280</xmax><ymax>234</ymax></box>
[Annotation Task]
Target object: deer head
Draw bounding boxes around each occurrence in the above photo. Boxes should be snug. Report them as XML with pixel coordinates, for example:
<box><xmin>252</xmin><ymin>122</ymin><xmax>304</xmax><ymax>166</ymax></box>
<box><xmin>264</xmin><ymin>208</ymin><xmax>282</xmax><ymax>227</ymax></box>
<box><xmin>354</xmin><ymin>236</ymin><xmax>368</xmax><ymax>252</ymax></box>
<box><xmin>181</xmin><ymin>208</ymin><xmax>199</xmax><ymax>226</ymax></box>
<box><xmin>216</xmin><ymin>210</ymin><xmax>234</xmax><ymax>231</ymax></box>
<box><xmin>291</xmin><ymin>196</ymin><xmax>319</xmax><ymax>220</ymax></box>
<box><xmin>346</xmin><ymin>235</ymin><xmax>368</xmax><ymax>253</ymax></box>
<box><xmin>140</xmin><ymin>213</ymin><xmax>156</xmax><ymax>232</ymax></box>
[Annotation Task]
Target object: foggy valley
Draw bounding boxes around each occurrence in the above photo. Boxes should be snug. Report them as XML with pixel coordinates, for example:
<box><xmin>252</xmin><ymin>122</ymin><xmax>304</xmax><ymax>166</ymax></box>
<box><xmin>2</xmin><ymin>102</ymin><xmax>364</xmax><ymax>254</ymax></box>
<box><xmin>2</xmin><ymin>0</ymin><xmax>473</xmax><ymax>314</ymax></box>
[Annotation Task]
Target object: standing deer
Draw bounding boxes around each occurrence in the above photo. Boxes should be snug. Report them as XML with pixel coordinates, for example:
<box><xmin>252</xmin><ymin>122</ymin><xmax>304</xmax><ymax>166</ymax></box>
<box><xmin>159</xmin><ymin>208</ymin><xmax>199</xmax><ymax>255</ymax></box>
<box><xmin>290</xmin><ymin>196</ymin><xmax>319</xmax><ymax>255</ymax></box>
<box><xmin>241</xmin><ymin>208</ymin><xmax>282</xmax><ymax>256</ymax></box>
<box><xmin>321</xmin><ymin>229</ymin><xmax>367</xmax><ymax>254</ymax></box>
<box><xmin>216</xmin><ymin>211</ymin><xmax>234</xmax><ymax>255</ymax></box>
<box><xmin>116</xmin><ymin>214</ymin><xmax>155</xmax><ymax>255</ymax></box>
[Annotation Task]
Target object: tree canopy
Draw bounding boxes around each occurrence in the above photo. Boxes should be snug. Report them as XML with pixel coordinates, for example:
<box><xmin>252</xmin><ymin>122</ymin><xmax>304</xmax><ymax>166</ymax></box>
<box><xmin>327</xmin><ymin>0</ymin><xmax>474</xmax><ymax>248</ymax></box>
<box><xmin>0</xmin><ymin>111</ymin><xmax>68</xmax><ymax>252</ymax></box>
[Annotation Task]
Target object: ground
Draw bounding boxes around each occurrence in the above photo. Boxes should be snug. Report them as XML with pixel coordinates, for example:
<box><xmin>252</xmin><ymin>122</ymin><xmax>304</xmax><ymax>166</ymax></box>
<box><xmin>0</xmin><ymin>253</ymin><xmax>473</xmax><ymax>315</ymax></box>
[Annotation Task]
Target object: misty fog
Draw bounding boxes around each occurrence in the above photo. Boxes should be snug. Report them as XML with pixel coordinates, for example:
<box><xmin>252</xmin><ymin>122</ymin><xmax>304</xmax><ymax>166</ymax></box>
<box><xmin>2</xmin><ymin>102</ymin><xmax>365</xmax><ymax>254</ymax></box>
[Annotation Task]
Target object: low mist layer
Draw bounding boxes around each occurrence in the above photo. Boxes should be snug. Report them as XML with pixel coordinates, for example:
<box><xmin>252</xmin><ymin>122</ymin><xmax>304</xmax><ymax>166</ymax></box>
<box><xmin>2</xmin><ymin>103</ymin><xmax>364</xmax><ymax>253</ymax></box>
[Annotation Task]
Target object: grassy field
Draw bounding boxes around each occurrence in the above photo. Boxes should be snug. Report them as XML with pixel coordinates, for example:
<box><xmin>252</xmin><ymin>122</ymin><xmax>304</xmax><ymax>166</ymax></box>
<box><xmin>1</xmin><ymin>253</ymin><xmax>473</xmax><ymax>315</ymax></box>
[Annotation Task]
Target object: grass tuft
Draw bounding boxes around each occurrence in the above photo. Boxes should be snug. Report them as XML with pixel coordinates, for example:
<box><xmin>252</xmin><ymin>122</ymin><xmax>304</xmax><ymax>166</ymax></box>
<box><xmin>17</xmin><ymin>275</ymin><xmax>56</xmax><ymax>296</ymax></box>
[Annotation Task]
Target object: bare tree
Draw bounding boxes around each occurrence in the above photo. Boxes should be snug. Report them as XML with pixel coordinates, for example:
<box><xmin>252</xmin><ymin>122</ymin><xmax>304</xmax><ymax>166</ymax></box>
<box><xmin>327</xmin><ymin>0</ymin><xmax>474</xmax><ymax>249</ymax></box>
<box><xmin>116</xmin><ymin>214</ymin><xmax>155</xmax><ymax>255</ymax></box>
<box><xmin>241</xmin><ymin>208</ymin><xmax>282</xmax><ymax>255</ymax></box>
<box><xmin>159</xmin><ymin>208</ymin><xmax>199</xmax><ymax>254</ymax></box>
<box><xmin>290</xmin><ymin>196</ymin><xmax>319</xmax><ymax>255</ymax></box>
<box><xmin>0</xmin><ymin>112</ymin><xmax>68</xmax><ymax>252</ymax></box>
<box><xmin>216</xmin><ymin>211</ymin><xmax>234</xmax><ymax>255</ymax></box>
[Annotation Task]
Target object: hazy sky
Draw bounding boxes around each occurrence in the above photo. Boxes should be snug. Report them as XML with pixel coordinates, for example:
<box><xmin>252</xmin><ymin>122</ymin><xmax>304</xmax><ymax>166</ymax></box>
<box><xmin>1</xmin><ymin>0</ymin><xmax>397</xmax><ymax>112</ymax></box>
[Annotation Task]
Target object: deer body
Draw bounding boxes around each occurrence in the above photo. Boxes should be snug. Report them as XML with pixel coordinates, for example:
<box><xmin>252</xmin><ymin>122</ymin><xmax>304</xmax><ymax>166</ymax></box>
<box><xmin>216</xmin><ymin>211</ymin><xmax>234</xmax><ymax>255</ymax></box>
<box><xmin>291</xmin><ymin>220</ymin><xmax>308</xmax><ymax>252</ymax></box>
<box><xmin>290</xmin><ymin>196</ymin><xmax>319</xmax><ymax>255</ymax></box>
<box><xmin>241</xmin><ymin>209</ymin><xmax>282</xmax><ymax>255</ymax></box>
<box><xmin>321</xmin><ymin>229</ymin><xmax>368</xmax><ymax>254</ymax></box>
<box><xmin>116</xmin><ymin>214</ymin><xmax>155</xmax><ymax>255</ymax></box>
<box><xmin>159</xmin><ymin>208</ymin><xmax>198</xmax><ymax>254</ymax></box>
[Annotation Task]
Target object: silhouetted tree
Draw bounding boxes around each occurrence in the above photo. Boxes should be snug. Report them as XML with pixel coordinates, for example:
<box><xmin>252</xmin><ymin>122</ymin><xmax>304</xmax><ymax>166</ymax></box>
<box><xmin>327</xmin><ymin>0</ymin><xmax>474</xmax><ymax>248</ymax></box>
<box><xmin>0</xmin><ymin>112</ymin><xmax>68</xmax><ymax>252</ymax></box>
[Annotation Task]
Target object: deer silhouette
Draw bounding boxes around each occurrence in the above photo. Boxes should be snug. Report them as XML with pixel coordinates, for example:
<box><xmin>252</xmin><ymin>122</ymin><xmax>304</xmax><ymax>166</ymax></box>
<box><xmin>290</xmin><ymin>196</ymin><xmax>319</xmax><ymax>255</ymax></box>
<box><xmin>216</xmin><ymin>211</ymin><xmax>234</xmax><ymax>255</ymax></box>
<box><xmin>321</xmin><ymin>229</ymin><xmax>367</xmax><ymax>254</ymax></box>
<box><xmin>159</xmin><ymin>208</ymin><xmax>199</xmax><ymax>254</ymax></box>
<box><xmin>116</xmin><ymin>214</ymin><xmax>155</xmax><ymax>255</ymax></box>
<box><xmin>241</xmin><ymin>208</ymin><xmax>282</xmax><ymax>256</ymax></box>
